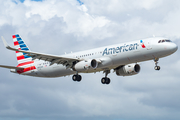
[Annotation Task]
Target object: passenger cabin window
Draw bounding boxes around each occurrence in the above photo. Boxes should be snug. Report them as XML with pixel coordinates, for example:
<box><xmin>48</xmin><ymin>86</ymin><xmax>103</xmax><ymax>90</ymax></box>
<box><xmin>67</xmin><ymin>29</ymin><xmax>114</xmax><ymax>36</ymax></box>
<box><xmin>158</xmin><ymin>40</ymin><xmax>172</xmax><ymax>43</ymax></box>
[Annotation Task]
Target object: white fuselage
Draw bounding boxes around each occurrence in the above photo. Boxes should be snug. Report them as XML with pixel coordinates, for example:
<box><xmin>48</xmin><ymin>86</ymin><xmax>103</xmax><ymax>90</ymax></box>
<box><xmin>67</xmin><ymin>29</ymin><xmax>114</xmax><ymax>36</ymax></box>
<box><xmin>16</xmin><ymin>37</ymin><xmax>178</xmax><ymax>77</ymax></box>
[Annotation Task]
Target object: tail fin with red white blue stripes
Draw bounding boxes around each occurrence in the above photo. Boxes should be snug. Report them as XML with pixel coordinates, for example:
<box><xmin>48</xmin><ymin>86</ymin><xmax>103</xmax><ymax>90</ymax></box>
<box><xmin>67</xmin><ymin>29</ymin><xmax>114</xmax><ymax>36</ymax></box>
<box><xmin>12</xmin><ymin>34</ymin><xmax>34</xmax><ymax>67</ymax></box>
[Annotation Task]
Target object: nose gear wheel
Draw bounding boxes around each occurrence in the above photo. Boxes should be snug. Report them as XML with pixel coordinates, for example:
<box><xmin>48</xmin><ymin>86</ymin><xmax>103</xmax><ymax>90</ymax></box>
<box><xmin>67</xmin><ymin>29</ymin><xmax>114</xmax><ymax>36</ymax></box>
<box><xmin>154</xmin><ymin>58</ymin><xmax>160</xmax><ymax>70</ymax></box>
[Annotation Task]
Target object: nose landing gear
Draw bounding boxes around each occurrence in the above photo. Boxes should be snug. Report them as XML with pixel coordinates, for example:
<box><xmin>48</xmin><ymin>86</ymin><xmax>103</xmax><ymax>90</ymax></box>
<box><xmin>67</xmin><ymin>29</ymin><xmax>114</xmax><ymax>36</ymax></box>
<box><xmin>154</xmin><ymin>58</ymin><xmax>160</xmax><ymax>70</ymax></box>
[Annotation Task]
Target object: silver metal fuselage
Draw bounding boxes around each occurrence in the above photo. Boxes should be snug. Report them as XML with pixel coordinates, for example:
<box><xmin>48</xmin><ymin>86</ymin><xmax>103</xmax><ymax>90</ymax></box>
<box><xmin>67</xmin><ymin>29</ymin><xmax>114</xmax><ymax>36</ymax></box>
<box><xmin>18</xmin><ymin>37</ymin><xmax>178</xmax><ymax>77</ymax></box>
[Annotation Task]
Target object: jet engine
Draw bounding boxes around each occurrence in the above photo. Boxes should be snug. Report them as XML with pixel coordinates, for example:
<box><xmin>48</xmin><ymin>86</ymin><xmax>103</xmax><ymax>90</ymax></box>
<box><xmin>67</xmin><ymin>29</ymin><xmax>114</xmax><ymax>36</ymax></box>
<box><xmin>73</xmin><ymin>59</ymin><xmax>98</xmax><ymax>72</ymax></box>
<box><xmin>116</xmin><ymin>64</ymin><xmax>140</xmax><ymax>76</ymax></box>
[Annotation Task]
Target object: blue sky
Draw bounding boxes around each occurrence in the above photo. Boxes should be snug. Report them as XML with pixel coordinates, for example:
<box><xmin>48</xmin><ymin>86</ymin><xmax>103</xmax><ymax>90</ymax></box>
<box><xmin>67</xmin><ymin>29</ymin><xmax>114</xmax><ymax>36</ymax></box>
<box><xmin>77</xmin><ymin>0</ymin><xmax>83</xmax><ymax>5</ymax></box>
<box><xmin>19</xmin><ymin>0</ymin><xmax>42</xmax><ymax>2</ymax></box>
<box><xmin>19</xmin><ymin>0</ymin><xmax>84</xmax><ymax>5</ymax></box>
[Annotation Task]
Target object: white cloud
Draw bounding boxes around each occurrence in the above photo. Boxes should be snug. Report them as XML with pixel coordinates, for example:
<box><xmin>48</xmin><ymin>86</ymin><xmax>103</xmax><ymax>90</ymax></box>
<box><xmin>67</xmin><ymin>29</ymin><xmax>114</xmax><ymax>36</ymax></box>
<box><xmin>0</xmin><ymin>0</ymin><xmax>180</xmax><ymax>120</ymax></box>
<box><xmin>15</xmin><ymin>0</ymin><xmax>112</xmax><ymax>40</ymax></box>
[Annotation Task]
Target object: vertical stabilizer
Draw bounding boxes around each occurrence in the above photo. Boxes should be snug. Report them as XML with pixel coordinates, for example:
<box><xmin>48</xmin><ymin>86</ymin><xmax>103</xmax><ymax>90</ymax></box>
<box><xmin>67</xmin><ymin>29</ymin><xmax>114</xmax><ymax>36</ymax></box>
<box><xmin>12</xmin><ymin>34</ymin><xmax>34</xmax><ymax>67</ymax></box>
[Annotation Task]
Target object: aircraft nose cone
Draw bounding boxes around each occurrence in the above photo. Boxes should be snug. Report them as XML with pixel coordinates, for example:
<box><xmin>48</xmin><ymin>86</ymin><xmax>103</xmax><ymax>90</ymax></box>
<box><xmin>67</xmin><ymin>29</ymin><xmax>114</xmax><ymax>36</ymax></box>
<box><xmin>170</xmin><ymin>43</ymin><xmax>178</xmax><ymax>53</ymax></box>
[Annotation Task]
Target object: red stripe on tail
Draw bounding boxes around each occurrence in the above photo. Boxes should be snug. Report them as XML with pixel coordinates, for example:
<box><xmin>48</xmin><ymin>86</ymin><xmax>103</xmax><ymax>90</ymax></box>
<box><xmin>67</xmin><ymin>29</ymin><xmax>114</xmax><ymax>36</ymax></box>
<box><xmin>17</xmin><ymin>55</ymin><xmax>25</xmax><ymax>60</ymax></box>
<box><xmin>17</xmin><ymin>66</ymin><xmax>36</xmax><ymax>74</ymax></box>
<box><xmin>12</xmin><ymin>35</ymin><xmax>16</xmax><ymax>39</ymax></box>
<box><xmin>14</xmin><ymin>41</ymin><xmax>19</xmax><ymax>46</ymax></box>
<box><xmin>17</xmin><ymin>61</ymin><xmax>34</xmax><ymax>67</ymax></box>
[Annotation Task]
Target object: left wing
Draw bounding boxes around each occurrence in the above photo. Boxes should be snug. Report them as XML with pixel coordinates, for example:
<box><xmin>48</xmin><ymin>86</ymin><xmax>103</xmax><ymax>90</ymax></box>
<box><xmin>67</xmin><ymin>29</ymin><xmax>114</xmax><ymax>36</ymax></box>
<box><xmin>1</xmin><ymin>36</ymin><xmax>81</xmax><ymax>68</ymax></box>
<box><xmin>0</xmin><ymin>65</ymin><xmax>24</xmax><ymax>70</ymax></box>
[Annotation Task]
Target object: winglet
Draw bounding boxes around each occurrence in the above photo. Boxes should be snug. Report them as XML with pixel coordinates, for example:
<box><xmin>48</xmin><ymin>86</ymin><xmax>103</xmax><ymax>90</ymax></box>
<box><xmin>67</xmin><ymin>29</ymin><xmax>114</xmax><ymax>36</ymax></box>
<box><xmin>1</xmin><ymin>36</ymin><xmax>16</xmax><ymax>51</ymax></box>
<box><xmin>1</xmin><ymin>36</ymin><xmax>10</xmax><ymax>48</ymax></box>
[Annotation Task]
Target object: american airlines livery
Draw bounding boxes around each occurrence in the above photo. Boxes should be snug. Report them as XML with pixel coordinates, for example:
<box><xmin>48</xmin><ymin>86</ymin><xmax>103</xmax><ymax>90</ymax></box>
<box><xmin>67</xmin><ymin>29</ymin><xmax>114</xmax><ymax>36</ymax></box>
<box><xmin>0</xmin><ymin>35</ymin><xmax>178</xmax><ymax>84</ymax></box>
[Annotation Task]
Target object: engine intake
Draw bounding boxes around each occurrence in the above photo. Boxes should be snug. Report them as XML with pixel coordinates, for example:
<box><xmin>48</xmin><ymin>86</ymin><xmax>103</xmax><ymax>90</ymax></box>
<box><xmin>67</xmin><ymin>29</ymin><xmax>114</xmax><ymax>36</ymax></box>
<box><xmin>73</xmin><ymin>59</ymin><xmax>98</xmax><ymax>72</ymax></box>
<box><xmin>116</xmin><ymin>64</ymin><xmax>140</xmax><ymax>76</ymax></box>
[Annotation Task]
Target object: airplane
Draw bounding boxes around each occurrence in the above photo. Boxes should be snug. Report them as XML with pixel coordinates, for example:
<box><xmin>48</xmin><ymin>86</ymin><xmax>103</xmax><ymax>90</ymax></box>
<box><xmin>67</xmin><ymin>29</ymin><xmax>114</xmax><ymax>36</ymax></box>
<box><xmin>0</xmin><ymin>34</ymin><xmax>178</xmax><ymax>84</ymax></box>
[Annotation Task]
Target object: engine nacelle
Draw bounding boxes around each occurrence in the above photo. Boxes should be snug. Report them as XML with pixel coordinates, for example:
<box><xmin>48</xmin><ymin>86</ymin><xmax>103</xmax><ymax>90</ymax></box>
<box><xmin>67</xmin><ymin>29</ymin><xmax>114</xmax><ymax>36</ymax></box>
<box><xmin>73</xmin><ymin>59</ymin><xmax>98</xmax><ymax>72</ymax></box>
<box><xmin>116</xmin><ymin>64</ymin><xmax>140</xmax><ymax>76</ymax></box>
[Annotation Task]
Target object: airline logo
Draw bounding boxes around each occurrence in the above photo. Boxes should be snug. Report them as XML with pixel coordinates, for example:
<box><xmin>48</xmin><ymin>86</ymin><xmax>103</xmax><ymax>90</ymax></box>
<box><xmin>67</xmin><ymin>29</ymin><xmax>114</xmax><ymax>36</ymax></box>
<box><xmin>140</xmin><ymin>40</ymin><xmax>146</xmax><ymax>48</ymax></box>
<box><xmin>102</xmin><ymin>43</ymin><xmax>139</xmax><ymax>56</ymax></box>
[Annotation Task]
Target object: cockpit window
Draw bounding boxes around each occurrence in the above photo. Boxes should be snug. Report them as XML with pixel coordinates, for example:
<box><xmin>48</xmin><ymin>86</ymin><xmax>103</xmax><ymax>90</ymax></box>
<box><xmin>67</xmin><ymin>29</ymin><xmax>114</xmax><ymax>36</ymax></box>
<box><xmin>158</xmin><ymin>39</ymin><xmax>172</xmax><ymax>43</ymax></box>
<box><xmin>165</xmin><ymin>40</ymin><xmax>172</xmax><ymax>42</ymax></box>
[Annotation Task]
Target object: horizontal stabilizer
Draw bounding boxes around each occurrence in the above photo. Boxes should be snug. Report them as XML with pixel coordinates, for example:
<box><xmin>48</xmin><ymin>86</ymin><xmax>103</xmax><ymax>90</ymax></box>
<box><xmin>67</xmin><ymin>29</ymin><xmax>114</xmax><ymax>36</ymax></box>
<box><xmin>0</xmin><ymin>65</ymin><xmax>24</xmax><ymax>70</ymax></box>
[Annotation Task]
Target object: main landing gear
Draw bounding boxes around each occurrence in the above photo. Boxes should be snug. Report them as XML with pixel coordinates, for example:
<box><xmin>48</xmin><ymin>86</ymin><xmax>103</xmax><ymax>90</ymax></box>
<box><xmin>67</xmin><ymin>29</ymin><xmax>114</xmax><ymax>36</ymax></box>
<box><xmin>154</xmin><ymin>58</ymin><xmax>160</xmax><ymax>70</ymax></box>
<box><xmin>101</xmin><ymin>70</ymin><xmax>111</xmax><ymax>84</ymax></box>
<box><xmin>72</xmin><ymin>70</ymin><xmax>111</xmax><ymax>84</ymax></box>
<box><xmin>72</xmin><ymin>73</ymin><xmax>82</xmax><ymax>82</ymax></box>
